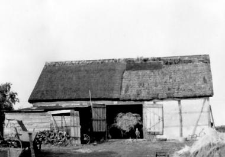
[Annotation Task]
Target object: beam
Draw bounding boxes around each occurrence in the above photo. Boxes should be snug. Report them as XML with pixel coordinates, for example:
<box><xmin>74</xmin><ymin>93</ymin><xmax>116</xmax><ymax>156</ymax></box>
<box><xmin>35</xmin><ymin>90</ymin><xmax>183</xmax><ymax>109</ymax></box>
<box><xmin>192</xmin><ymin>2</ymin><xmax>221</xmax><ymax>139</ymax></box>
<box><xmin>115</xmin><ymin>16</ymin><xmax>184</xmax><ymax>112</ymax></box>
<box><xmin>192</xmin><ymin>98</ymin><xmax>207</xmax><ymax>136</ymax></box>
<box><xmin>210</xmin><ymin>105</ymin><xmax>215</xmax><ymax>128</ymax></box>
<box><xmin>208</xmin><ymin>98</ymin><xmax>215</xmax><ymax>128</ymax></box>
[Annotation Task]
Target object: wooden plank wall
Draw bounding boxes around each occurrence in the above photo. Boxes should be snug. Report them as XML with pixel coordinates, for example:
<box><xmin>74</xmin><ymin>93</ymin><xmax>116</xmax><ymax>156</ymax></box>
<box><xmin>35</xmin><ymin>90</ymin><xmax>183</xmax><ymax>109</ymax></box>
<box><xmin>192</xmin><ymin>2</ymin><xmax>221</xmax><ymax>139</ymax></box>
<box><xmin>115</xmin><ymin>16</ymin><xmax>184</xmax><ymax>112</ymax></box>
<box><xmin>92</xmin><ymin>104</ymin><xmax>106</xmax><ymax>132</ymax></box>
<box><xmin>50</xmin><ymin>115</ymin><xmax>70</xmax><ymax>132</ymax></box>
<box><xmin>70</xmin><ymin>110</ymin><xmax>80</xmax><ymax>138</ymax></box>
<box><xmin>4</xmin><ymin>112</ymin><xmax>51</xmax><ymax>138</ymax></box>
<box><xmin>143</xmin><ymin>104</ymin><xmax>163</xmax><ymax>139</ymax></box>
<box><xmin>70</xmin><ymin>110</ymin><xmax>81</xmax><ymax>145</ymax></box>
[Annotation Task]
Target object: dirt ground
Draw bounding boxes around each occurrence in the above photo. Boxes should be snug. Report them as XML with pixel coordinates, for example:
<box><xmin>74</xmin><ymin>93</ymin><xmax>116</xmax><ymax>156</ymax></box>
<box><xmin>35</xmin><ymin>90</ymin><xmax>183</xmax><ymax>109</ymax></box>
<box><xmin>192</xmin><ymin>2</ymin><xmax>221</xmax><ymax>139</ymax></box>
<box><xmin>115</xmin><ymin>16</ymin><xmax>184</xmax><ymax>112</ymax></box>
<box><xmin>21</xmin><ymin>139</ymin><xmax>194</xmax><ymax>157</ymax></box>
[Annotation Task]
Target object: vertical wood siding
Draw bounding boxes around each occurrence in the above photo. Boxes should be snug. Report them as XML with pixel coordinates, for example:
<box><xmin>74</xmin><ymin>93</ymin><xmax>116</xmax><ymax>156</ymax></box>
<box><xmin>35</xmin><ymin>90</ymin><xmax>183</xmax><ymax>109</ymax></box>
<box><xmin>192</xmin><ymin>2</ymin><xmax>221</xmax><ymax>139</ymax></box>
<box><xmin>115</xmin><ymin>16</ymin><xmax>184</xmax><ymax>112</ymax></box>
<box><xmin>70</xmin><ymin>110</ymin><xmax>80</xmax><ymax>138</ymax></box>
<box><xmin>143</xmin><ymin>104</ymin><xmax>163</xmax><ymax>135</ymax></box>
<box><xmin>92</xmin><ymin>104</ymin><xmax>106</xmax><ymax>132</ymax></box>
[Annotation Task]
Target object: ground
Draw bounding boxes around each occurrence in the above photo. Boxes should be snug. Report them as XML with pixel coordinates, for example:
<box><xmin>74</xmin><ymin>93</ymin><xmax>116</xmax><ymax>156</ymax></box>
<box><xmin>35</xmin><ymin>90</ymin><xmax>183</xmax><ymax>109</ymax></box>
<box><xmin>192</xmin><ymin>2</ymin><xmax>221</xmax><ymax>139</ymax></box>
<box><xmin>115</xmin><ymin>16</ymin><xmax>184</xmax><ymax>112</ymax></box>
<box><xmin>23</xmin><ymin>139</ymin><xmax>194</xmax><ymax>157</ymax></box>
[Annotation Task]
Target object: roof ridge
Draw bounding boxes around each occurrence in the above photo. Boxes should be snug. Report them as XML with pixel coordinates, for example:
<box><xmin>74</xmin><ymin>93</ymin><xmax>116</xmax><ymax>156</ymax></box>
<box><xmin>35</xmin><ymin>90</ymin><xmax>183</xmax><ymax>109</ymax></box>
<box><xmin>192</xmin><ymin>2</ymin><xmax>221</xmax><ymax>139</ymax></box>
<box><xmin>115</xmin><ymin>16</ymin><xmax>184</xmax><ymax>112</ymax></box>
<box><xmin>45</xmin><ymin>58</ymin><xmax>128</xmax><ymax>67</ymax></box>
<box><xmin>44</xmin><ymin>54</ymin><xmax>209</xmax><ymax>67</ymax></box>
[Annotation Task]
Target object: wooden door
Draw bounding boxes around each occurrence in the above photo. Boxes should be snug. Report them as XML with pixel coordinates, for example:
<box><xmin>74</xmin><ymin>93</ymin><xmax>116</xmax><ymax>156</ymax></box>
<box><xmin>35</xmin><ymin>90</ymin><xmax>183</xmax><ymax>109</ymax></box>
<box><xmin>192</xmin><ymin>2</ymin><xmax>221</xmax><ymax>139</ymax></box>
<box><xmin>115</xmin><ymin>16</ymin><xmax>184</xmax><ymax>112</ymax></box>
<box><xmin>70</xmin><ymin>110</ymin><xmax>81</xmax><ymax>144</ymax></box>
<box><xmin>92</xmin><ymin>104</ymin><xmax>106</xmax><ymax>132</ymax></box>
<box><xmin>143</xmin><ymin>104</ymin><xmax>163</xmax><ymax>135</ymax></box>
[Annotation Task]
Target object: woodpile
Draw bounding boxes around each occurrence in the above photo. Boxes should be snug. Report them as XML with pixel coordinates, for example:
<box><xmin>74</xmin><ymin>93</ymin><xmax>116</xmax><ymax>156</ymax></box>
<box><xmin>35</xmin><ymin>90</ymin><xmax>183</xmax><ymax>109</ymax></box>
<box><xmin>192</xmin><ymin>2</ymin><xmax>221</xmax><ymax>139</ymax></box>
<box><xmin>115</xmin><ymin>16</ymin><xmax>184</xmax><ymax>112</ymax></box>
<box><xmin>35</xmin><ymin>130</ymin><xmax>71</xmax><ymax>146</ymax></box>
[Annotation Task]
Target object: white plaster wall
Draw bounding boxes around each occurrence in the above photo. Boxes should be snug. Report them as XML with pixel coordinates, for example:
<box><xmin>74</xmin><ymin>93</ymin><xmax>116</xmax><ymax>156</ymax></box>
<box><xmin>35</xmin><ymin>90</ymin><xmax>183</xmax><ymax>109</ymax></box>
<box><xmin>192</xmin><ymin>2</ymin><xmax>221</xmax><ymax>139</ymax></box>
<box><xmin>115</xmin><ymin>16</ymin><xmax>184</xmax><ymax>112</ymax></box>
<box><xmin>156</xmin><ymin>98</ymin><xmax>209</xmax><ymax>139</ymax></box>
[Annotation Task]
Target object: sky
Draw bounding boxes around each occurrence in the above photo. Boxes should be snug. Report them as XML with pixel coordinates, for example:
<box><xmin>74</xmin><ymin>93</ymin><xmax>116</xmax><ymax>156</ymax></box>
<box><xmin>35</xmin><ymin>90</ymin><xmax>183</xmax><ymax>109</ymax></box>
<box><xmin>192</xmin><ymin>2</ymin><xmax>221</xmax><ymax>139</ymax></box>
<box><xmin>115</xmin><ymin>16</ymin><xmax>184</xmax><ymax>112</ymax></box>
<box><xmin>0</xmin><ymin>0</ymin><xmax>225</xmax><ymax>125</ymax></box>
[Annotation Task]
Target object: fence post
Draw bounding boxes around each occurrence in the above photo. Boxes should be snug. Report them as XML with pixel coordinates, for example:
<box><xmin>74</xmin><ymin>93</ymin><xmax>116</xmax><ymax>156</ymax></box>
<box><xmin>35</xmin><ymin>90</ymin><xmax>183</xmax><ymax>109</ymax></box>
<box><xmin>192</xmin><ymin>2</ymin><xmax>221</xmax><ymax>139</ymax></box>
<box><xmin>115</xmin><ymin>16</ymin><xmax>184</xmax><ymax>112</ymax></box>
<box><xmin>28</xmin><ymin>132</ymin><xmax>35</xmax><ymax>157</ymax></box>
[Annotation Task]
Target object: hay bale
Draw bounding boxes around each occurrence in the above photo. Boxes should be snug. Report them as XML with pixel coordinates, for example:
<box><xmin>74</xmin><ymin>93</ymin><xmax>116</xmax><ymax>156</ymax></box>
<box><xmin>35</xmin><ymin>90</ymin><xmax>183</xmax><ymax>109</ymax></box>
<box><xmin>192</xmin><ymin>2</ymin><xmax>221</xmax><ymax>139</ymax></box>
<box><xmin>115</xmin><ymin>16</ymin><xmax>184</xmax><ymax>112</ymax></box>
<box><xmin>191</xmin><ymin>143</ymin><xmax>225</xmax><ymax>157</ymax></box>
<box><xmin>173</xmin><ymin>145</ymin><xmax>191</xmax><ymax>157</ymax></box>
<box><xmin>190</xmin><ymin>128</ymin><xmax>225</xmax><ymax>154</ymax></box>
<box><xmin>173</xmin><ymin>128</ymin><xmax>225</xmax><ymax>157</ymax></box>
<box><xmin>114</xmin><ymin>112</ymin><xmax>142</xmax><ymax>133</ymax></box>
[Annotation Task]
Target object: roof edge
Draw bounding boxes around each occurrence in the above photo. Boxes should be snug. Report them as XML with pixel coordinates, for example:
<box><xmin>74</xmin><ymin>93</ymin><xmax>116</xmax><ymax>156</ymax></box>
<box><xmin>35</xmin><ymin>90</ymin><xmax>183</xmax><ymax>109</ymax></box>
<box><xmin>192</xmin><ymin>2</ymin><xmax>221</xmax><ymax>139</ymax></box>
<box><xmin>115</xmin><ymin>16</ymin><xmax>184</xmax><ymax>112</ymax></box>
<box><xmin>28</xmin><ymin>94</ymin><xmax>213</xmax><ymax>104</ymax></box>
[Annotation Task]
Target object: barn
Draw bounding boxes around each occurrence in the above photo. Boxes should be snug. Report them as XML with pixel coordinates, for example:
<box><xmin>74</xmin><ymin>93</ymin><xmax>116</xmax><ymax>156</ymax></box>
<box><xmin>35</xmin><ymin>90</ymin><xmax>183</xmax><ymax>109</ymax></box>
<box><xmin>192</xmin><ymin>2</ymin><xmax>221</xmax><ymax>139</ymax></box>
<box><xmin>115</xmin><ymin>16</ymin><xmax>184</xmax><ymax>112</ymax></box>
<box><xmin>4</xmin><ymin>54</ymin><xmax>214</xmax><ymax>143</ymax></box>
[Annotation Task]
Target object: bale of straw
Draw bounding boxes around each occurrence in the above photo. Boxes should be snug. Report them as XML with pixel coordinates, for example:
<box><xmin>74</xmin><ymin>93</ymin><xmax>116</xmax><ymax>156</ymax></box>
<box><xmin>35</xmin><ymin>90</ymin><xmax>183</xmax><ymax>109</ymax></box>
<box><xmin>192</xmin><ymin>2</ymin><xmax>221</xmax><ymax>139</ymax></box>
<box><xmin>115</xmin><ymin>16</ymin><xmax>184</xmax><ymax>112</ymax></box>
<box><xmin>173</xmin><ymin>145</ymin><xmax>191</xmax><ymax>157</ymax></box>
<box><xmin>190</xmin><ymin>128</ymin><xmax>225</xmax><ymax>154</ymax></box>
<box><xmin>173</xmin><ymin>128</ymin><xmax>225</xmax><ymax>157</ymax></box>
<box><xmin>114</xmin><ymin>112</ymin><xmax>142</xmax><ymax>133</ymax></box>
<box><xmin>191</xmin><ymin>143</ymin><xmax>225</xmax><ymax>157</ymax></box>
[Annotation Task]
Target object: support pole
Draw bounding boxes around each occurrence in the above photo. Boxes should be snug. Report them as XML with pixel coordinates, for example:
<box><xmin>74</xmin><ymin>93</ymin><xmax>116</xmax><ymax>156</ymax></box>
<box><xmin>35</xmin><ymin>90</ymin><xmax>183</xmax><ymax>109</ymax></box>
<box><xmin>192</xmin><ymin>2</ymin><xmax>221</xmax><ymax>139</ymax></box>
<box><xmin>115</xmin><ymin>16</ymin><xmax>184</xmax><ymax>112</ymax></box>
<box><xmin>143</xmin><ymin>103</ymin><xmax>148</xmax><ymax>139</ymax></box>
<box><xmin>207</xmin><ymin>98</ymin><xmax>211</xmax><ymax>128</ymax></box>
<box><xmin>178</xmin><ymin>100</ymin><xmax>183</xmax><ymax>137</ymax></box>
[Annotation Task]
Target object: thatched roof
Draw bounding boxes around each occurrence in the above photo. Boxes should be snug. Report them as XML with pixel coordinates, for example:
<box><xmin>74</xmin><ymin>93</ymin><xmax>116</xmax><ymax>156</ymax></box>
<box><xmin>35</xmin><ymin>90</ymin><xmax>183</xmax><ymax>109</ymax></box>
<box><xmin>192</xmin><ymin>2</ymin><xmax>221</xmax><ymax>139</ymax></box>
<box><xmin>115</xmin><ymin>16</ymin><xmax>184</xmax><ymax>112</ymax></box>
<box><xmin>28</xmin><ymin>55</ymin><xmax>213</xmax><ymax>103</ymax></box>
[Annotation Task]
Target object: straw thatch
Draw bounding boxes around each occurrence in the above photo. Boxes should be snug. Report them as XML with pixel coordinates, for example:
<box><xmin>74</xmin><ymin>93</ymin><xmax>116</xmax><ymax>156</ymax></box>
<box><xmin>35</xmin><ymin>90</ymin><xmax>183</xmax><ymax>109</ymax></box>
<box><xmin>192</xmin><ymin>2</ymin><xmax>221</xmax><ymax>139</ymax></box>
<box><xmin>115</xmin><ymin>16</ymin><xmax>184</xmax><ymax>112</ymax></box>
<box><xmin>29</xmin><ymin>55</ymin><xmax>213</xmax><ymax>103</ymax></box>
<box><xmin>121</xmin><ymin>57</ymin><xmax>213</xmax><ymax>100</ymax></box>
<box><xmin>29</xmin><ymin>62</ymin><xmax>126</xmax><ymax>102</ymax></box>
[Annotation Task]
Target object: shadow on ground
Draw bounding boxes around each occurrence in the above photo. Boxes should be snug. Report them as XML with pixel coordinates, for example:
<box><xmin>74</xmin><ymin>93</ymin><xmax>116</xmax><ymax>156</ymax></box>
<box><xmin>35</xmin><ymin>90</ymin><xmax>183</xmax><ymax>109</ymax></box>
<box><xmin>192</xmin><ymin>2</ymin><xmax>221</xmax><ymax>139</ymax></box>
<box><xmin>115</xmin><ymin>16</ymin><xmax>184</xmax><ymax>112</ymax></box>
<box><xmin>20</xmin><ymin>149</ymin><xmax>119</xmax><ymax>157</ymax></box>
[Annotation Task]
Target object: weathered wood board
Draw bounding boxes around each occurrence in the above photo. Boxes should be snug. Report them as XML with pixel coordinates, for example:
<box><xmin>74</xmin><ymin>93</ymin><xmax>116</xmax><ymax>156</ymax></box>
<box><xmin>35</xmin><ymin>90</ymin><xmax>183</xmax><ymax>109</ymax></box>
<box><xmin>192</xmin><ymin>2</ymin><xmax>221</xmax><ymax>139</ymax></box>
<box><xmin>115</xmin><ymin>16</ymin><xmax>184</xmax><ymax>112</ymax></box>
<box><xmin>4</xmin><ymin>112</ymin><xmax>51</xmax><ymax>138</ymax></box>
<box><xmin>92</xmin><ymin>104</ymin><xmax>106</xmax><ymax>132</ymax></box>
<box><xmin>70</xmin><ymin>110</ymin><xmax>81</xmax><ymax>145</ymax></box>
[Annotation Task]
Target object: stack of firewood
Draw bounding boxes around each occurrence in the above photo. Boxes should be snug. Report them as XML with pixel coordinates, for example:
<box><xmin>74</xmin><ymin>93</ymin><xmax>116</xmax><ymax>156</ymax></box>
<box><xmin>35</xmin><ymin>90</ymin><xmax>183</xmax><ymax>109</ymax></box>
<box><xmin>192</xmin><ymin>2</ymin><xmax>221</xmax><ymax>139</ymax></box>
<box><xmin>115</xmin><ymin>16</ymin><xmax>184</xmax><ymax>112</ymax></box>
<box><xmin>35</xmin><ymin>130</ymin><xmax>71</xmax><ymax>146</ymax></box>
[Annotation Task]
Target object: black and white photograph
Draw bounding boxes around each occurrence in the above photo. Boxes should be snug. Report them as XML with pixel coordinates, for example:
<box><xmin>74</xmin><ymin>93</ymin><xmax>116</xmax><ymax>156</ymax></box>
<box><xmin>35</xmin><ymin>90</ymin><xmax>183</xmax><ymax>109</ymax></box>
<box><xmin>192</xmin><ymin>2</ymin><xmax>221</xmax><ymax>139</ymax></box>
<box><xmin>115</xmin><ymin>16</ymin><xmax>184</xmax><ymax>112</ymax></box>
<box><xmin>0</xmin><ymin>0</ymin><xmax>225</xmax><ymax>157</ymax></box>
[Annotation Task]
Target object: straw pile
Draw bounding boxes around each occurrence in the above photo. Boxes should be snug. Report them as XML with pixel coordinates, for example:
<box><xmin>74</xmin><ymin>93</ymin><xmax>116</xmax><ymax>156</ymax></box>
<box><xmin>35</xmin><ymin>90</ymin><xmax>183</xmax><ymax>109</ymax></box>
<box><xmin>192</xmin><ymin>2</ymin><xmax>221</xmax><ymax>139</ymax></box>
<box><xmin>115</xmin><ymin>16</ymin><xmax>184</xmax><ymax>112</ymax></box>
<box><xmin>114</xmin><ymin>112</ymin><xmax>142</xmax><ymax>132</ymax></box>
<box><xmin>173</xmin><ymin>128</ymin><xmax>225</xmax><ymax>157</ymax></box>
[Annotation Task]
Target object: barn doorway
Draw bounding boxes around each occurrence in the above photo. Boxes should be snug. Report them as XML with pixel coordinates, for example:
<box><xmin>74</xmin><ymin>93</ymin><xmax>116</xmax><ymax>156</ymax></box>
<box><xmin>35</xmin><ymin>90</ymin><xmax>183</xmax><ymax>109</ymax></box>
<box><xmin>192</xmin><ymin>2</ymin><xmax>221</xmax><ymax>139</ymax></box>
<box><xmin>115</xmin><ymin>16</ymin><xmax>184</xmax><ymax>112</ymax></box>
<box><xmin>106</xmin><ymin>104</ymin><xmax>143</xmax><ymax>139</ymax></box>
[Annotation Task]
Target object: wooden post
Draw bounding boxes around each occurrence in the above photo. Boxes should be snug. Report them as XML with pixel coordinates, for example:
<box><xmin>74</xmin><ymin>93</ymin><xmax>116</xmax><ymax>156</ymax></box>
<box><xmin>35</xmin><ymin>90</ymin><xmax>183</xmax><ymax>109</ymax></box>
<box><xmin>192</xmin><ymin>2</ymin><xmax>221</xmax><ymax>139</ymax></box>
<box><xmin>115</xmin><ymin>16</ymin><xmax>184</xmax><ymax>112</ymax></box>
<box><xmin>207</xmin><ymin>98</ymin><xmax>211</xmax><ymax>127</ymax></box>
<box><xmin>162</xmin><ymin>105</ymin><xmax>164</xmax><ymax>135</ymax></box>
<box><xmin>105</xmin><ymin>106</ymin><xmax>107</xmax><ymax>141</ymax></box>
<box><xmin>178</xmin><ymin>100</ymin><xmax>183</xmax><ymax>137</ymax></box>
<box><xmin>142</xmin><ymin>103</ymin><xmax>147</xmax><ymax>139</ymax></box>
<box><xmin>61</xmin><ymin>116</ymin><xmax>63</xmax><ymax>131</ymax></box>
<box><xmin>28</xmin><ymin>132</ymin><xmax>35</xmax><ymax>157</ymax></box>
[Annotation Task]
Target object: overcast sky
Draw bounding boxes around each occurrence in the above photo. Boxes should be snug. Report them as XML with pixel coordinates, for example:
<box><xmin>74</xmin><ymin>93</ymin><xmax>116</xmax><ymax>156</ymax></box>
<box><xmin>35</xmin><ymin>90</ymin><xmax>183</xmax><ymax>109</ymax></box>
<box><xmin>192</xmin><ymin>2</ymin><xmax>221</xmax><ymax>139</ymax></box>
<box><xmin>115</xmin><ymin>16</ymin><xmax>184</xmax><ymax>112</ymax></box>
<box><xmin>0</xmin><ymin>0</ymin><xmax>225</xmax><ymax>125</ymax></box>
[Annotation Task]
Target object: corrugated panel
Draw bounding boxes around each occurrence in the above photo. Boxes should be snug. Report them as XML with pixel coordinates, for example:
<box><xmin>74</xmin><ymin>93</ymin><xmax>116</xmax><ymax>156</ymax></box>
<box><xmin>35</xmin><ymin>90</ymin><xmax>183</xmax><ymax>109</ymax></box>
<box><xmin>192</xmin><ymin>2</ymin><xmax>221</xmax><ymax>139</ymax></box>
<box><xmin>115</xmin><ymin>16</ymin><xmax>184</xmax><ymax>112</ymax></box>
<box><xmin>70</xmin><ymin>110</ymin><xmax>80</xmax><ymax>138</ymax></box>
<box><xmin>143</xmin><ymin>104</ymin><xmax>163</xmax><ymax>135</ymax></box>
<box><xmin>92</xmin><ymin>104</ymin><xmax>106</xmax><ymax>132</ymax></box>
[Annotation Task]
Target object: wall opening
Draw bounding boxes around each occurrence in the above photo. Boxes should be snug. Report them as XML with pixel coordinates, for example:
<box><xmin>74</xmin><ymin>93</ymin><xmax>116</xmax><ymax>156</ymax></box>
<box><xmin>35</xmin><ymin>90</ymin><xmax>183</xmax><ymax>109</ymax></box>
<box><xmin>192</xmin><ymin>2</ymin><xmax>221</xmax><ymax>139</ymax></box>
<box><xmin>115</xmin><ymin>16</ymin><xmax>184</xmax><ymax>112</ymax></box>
<box><xmin>106</xmin><ymin>104</ymin><xmax>143</xmax><ymax>139</ymax></box>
